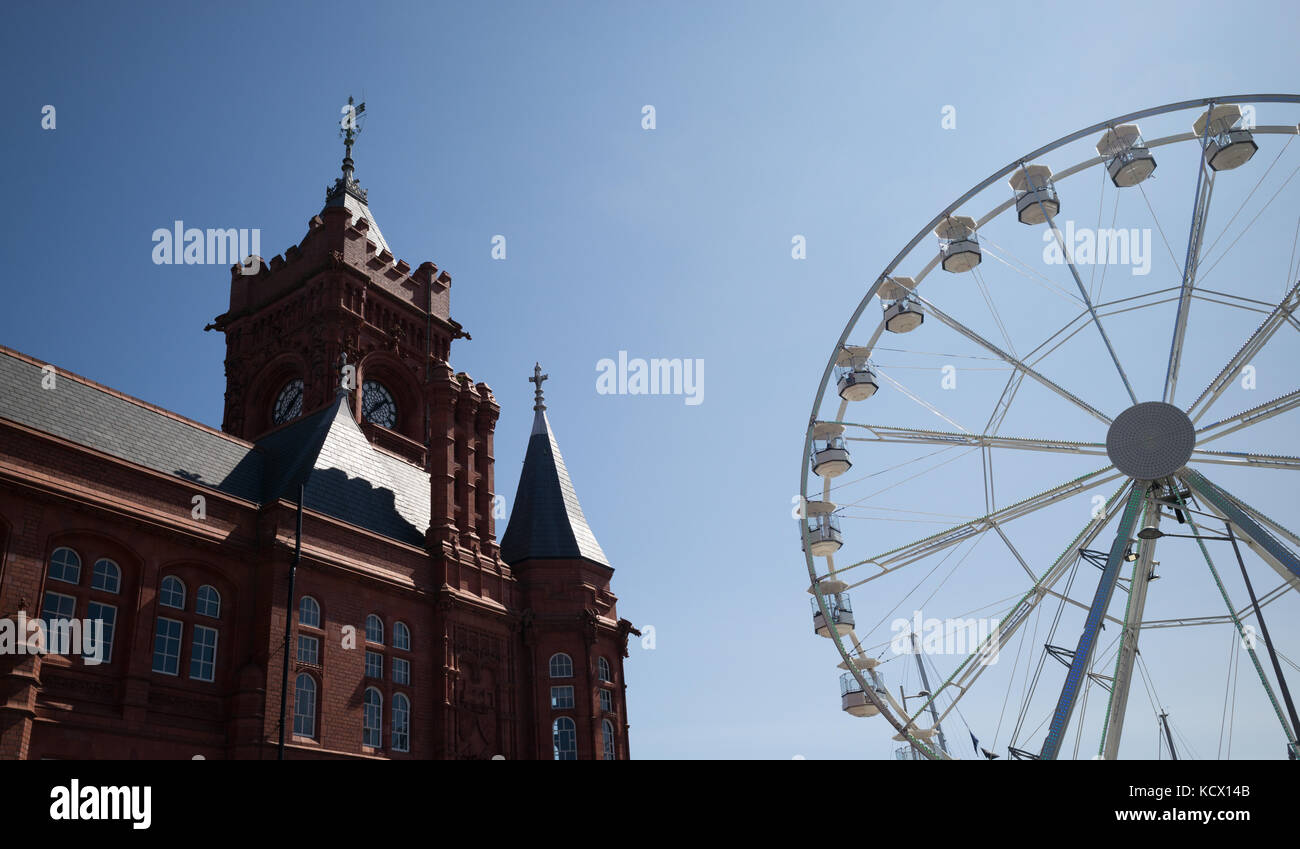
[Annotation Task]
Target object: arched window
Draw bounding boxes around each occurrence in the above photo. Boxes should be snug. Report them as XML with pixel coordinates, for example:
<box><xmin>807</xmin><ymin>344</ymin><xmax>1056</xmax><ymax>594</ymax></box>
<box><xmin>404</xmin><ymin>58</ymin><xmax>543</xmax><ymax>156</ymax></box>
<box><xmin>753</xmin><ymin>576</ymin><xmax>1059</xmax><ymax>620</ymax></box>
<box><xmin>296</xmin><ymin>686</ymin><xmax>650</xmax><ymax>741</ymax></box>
<box><xmin>394</xmin><ymin>621</ymin><xmax>411</xmax><ymax>651</ymax></box>
<box><xmin>553</xmin><ymin>717</ymin><xmax>577</xmax><ymax>760</ymax></box>
<box><xmin>392</xmin><ymin>693</ymin><xmax>410</xmax><ymax>752</ymax></box>
<box><xmin>363</xmin><ymin>687</ymin><xmax>383</xmax><ymax>748</ymax></box>
<box><xmin>48</xmin><ymin>547</ymin><xmax>81</xmax><ymax>584</ymax></box>
<box><xmin>91</xmin><ymin>559</ymin><xmax>121</xmax><ymax>594</ymax></box>
<box><xmin>597</xmin><ymin>657</ymin><xmax>612</xmax><ymax>682</ymax></box>
<box><xmin>294</xmin><ymin>673</ymin><xmax>317</xmax><ymax>738</ymax></box>
<box><xmin>365</xmin><ymin>614</ymin><xmax>384</xmax><ymax>645</ymax></box>
<box><xmin>159</xmin><ymin>575</ymin><xmax>186</xmax><ymax>610</ymax></box>
<box><xmin>549</xmin><ymin>652</ymin><xmax>573</xmax><ymax>678</ymax></box>
<box><xmin>196</xmin><ymin>585</ymin><xmax>221</xmax><ymax>618</ymax></box>
<box><xmin>299</xmin><ymin>596</ymin><xmax>321</xmax><ymax>628</ymax></box>
<box><xmin>602</xmin><ymin>719</ymin><xmax>616</xmax><ymax>760</ymax></box>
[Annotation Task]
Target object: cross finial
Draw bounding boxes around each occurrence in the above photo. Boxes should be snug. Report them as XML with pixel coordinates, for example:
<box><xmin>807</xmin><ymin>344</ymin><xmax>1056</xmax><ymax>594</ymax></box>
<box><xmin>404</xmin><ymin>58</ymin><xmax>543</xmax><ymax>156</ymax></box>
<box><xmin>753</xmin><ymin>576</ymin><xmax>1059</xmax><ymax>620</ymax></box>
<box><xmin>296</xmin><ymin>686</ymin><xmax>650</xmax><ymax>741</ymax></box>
<box><xmin>529</xmin><ymin>362</ymin><xmax>549</xmax><ymax>411</ymax></box>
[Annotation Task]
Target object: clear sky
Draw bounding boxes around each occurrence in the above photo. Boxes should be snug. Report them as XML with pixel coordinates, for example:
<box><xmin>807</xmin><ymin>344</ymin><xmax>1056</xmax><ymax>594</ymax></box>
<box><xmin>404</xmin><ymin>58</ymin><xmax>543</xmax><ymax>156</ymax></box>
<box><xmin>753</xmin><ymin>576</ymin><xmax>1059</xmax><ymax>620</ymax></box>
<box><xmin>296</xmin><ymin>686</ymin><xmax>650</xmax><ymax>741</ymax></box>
<box><xmin>4</xmin><ymin>1</ymin><xmax>1300</xmax><ymax>759</ymax></box>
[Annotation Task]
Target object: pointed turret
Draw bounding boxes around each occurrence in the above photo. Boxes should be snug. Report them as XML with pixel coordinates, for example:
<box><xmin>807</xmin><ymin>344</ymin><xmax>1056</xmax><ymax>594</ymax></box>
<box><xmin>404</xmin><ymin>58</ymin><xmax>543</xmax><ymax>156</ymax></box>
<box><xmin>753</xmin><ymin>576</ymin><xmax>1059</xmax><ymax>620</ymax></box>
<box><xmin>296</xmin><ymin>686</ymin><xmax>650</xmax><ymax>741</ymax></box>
<box><xmin>500</xmin><ymin>364</ymin><xmax>608</xmax><ymax>566</ymax></box>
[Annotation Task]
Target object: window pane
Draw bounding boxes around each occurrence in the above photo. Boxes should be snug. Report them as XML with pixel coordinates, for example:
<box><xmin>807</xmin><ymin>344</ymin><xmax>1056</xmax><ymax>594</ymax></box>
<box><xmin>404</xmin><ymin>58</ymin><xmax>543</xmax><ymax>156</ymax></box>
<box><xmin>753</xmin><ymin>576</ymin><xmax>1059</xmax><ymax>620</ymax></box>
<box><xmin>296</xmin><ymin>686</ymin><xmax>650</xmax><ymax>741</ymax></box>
<box><xmin>365</xmin><ymin>615</ymin><xmax>383</xmax><ymax>644</ymax></box>
<box><xmin>294</xmin><ymin>674</ymin><xmax>316</xmax><ymax>738</ymax></box>
<box><xmin>394</xmin><ymin>622</ymin><xmax>410</xmax><ymax>651</ymax></box>
<box><xmin>48</xmin><ymin>547</ymin><xmax>81</xmax><ymax>584</ymax></box>
<box><xmin>365</xmin><ymin>650</ymin><xmax>383</xmax><ymax>679</ymax></box>
<box><xmin>550</xmin><ymin>685</ymin><xmax>575</xmax><ymax>710</ymax></box>
<box><xmin>603</xmin><ymin>720</ymin><xmax>616</xmax><ymax>760</ymax></box>
<box><xmin>599</xmin><ymin>688</ymin><xmax>613</xmax><ymax>713</ymax></box>
<box><xmin>190</xmin><ymin>625</ymin><xmax>218</xmax><ymax>681</ymax></box>
<box><xmin>598</xmin><ymin>657</ymin><xmax>611</xmax><ymax>682</ymax></box>
<box><xmin>91</xmin><ymin>559</ymin><xmax>120</xmax><ymax>594</ymax></box>
<box><xmin>159</xmin><ymin>576</ymin><xmax>185</xmax><ymax>610</ymax></box>
<box><xmin>391</xmin><ymin>694</ymin><xmax>410</xmax><ymax>752</ymax></box>
<box><xmin>393</xmin><ymin>657</ymin><xmax>410</xmax><ymax>685</ymax></box>
<box><xmin>40</xmin><ymin>592</ymin><xmax>77</xmax><ymax>655</ymax></box>
<box><xmin>86</xmin><ymin>601</ymin><xmax>117</xmax><ymax>664</ymax></box>
<box><xmin>363</xmin><ymin>689</ymin><xmax>382</xmax><ymax>747</ymax></box>
<box><xmin>299</xmin><ymin>596</ymin><xmax>320</xmax><ymax>628</ymax></box>
<box><xmin>549</xmin><ymin>653</ymin><xmax>573</xmax><ymax>678</ymax></box>
<box><xmin>297</xmin><ymin>634</ymin><xmax>320</xmax><ymax>666</ymax></box>
<box><xmin>553</xmin><ymin>718</ymin><xmax>577</xmax><ymax>760</ymax></box>
<box><xmin>196</xmin><ymin>585</ymin><xmax>220</xmax><ymax>618</ymax></box>
<box><xmin>152</xmin><ymin>618</ymin><xmax>183</xmax><ymax>675</ymax></box>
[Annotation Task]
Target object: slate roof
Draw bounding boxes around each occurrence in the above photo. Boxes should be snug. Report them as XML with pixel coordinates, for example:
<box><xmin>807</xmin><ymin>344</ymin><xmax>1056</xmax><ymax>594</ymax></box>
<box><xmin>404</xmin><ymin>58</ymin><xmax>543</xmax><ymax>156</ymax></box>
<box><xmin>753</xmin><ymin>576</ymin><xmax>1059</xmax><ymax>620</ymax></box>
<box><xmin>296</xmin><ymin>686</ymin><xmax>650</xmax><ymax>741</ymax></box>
<box><xmin>500</xmin><ymin>406</ymin><xmax>609</xmax><ymax>567</ymax></box>
<box><xmin>0</xmin><ymin>348</ymin><xmax>429</xmax><ymax>547</ymax></box>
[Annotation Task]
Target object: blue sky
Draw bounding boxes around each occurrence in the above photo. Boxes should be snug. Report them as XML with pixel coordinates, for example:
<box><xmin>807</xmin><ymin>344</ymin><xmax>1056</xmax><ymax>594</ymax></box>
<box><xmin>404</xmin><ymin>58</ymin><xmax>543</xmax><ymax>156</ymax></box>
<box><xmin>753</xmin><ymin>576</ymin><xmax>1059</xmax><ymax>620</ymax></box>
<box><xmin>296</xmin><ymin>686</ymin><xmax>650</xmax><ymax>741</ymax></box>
<box><xmin>5</xmin><ymin>1</ymin><xmax>1300</xmax><ymax>759</ymax></box>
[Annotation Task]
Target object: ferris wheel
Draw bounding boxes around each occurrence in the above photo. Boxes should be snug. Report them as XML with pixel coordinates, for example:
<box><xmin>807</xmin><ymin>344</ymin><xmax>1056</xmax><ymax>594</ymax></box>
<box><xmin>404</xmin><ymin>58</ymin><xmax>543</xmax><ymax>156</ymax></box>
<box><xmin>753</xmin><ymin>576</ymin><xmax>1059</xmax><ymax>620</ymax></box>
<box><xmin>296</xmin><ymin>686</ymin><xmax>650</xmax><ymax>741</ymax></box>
<box><xmin>799</xmin><ymin>96</ymin><xmax>1300</xmax><ymax>760</ymax></box>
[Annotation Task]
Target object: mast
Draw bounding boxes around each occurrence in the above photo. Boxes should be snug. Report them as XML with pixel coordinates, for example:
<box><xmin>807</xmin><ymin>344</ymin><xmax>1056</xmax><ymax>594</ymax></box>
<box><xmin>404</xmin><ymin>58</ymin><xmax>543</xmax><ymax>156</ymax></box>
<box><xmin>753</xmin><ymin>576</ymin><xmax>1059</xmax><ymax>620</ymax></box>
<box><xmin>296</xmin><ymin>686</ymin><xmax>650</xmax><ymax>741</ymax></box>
<box><xmin>911</xmin><ymin>631</ymin><xmax>950</xmax><ymax>756</ymax></box>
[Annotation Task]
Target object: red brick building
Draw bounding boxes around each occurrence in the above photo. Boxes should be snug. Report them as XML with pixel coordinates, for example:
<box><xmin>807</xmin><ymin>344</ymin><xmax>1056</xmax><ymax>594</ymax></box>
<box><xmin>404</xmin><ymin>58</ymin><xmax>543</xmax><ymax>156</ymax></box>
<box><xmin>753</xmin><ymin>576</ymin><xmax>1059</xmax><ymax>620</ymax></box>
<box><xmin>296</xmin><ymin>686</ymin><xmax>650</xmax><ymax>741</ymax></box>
<box><xmin>0</xmin><ymin>144</ymin><xmax>635</xmax><ymax>760</ymax></box>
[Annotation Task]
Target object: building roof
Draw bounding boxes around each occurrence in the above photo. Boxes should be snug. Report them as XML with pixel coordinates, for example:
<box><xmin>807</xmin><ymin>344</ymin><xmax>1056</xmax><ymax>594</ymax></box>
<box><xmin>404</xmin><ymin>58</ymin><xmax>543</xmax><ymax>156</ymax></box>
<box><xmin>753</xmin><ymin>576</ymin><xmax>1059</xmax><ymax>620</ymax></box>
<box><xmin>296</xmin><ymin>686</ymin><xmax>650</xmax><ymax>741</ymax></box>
<box><xmin>500</xmin><ymin>404</ymin><xmax>609</xmax><ymax>567</ymax></box>
<box><xmin>0</xmin><ymin>347</ymin><xmax>430</xmax><ymax>547</ymax></box>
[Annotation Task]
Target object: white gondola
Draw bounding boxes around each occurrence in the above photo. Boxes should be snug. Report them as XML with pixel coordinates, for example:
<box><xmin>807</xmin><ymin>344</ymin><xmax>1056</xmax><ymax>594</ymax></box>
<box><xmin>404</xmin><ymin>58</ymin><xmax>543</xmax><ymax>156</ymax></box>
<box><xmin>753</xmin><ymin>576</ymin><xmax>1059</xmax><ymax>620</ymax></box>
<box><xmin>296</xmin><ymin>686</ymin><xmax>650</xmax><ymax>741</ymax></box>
<box><xmin>935</xmin><ymin>216</ymin><xmax>981</xmax><ymax>272</ymax></box>
<box><xmin>840</xmin><ymin>671</ymin><xmax>888</xmax><ymax>717</ymax></box>
<box><xmin>810</xmin><ymin>422</ymin><xmax>851</xmax><ymax>478</ymax></box>
<box><xmin>879</xmin><ymin>277</ymin><xmax>924</xmax><ymax>333</ymax></box>
<box><xmin>1097</xmin><ymin>124</ymin><xmax>1157</xmax><ymax>187</ymax></box>
<box><xmin>1194</xmin><ymin>104</ymin><xmax>1257</xmax><ymax>171</ymax></box>
<box><xmin>800</xmin><ymin>500</ymin><xmax>843</xmax><ymax>556</ymax></box>
<box><xmin>1010</xmin><ymin>164</ymin><xmax>1059</xmax><ymax>225</ymax></box>
<box><xmin>835</xmin><ymin>346</ymin><xmax>878</xmax><ymax>401</ymax></box>
<box><xmin>812</xmin><ymin>592</ymin><xmax>854</xmax><ymax>637</ymax></box>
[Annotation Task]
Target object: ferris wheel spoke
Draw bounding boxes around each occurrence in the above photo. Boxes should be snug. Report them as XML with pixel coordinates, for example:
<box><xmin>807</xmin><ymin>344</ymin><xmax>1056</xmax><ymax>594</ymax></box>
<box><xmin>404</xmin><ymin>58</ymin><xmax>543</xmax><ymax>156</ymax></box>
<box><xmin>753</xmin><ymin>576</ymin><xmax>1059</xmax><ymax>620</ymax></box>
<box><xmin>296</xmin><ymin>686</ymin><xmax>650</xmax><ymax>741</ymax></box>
<box><xmin>839</xmin><ymin>422</ymin><xmax>1107</xmax><ymax>458</ymax></box>
<box><xmin>1186</xmin><ymin>279</ymin><xmax>1300</xmax><ymax>424</ymax></box>
<box><xmin>904</xmin><ymin>290</ymin><xmax>1114</xmax><ymax>425</ymax></box>
<box><xmin>1195</xmin><ymin>388</ymin><xmax>1300</xmax><ymax>445</ymax></box>
<box><xmin>1039</xmin><ymin>487</ymin><xmax>1147</xmax><ymax>760</ymax></box>
<box><xmin>1032</xmin><ymin>195</ymin><xmax>1140</xmax><ymax>404</ymax></box>
<box><xmin>1164</xmin><ymin>117</ymin><xmax>1220</xmax><ymax>404</ymax></box>
<box><xmin>1100</xmin><ymin>502</ymin><xmax>1163</xmax><ymax>759</ymax></box>
<box><xmin>1188</xmin><ymin>447</ymin><xmax>1300</xmax><ymax>471</ymax></box>
<box><xmin>827</xmin><ymin>466</ymin><xmax>1123</xmax><ymax>583</ymax></box>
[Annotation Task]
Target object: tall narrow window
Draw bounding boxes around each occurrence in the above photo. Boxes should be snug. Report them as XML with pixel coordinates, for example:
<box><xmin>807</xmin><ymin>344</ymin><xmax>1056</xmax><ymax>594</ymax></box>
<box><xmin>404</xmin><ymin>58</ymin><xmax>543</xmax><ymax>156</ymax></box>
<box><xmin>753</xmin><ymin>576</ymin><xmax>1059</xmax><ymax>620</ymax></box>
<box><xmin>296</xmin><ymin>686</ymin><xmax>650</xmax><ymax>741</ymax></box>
<box><xmin>363</xmin><ymin>687</ymin><xmax>383</xmax><ymax>748</ymax></box>
<box><xmin>597</xmin><ymin>656</ymin><xmax>612</xmax><ymax>683</ymax></box>
<box><xmin>365</xmin><ymin>649</ymin><xmax>383</xmax><ymax>679</ymax></box>
<box><xmin>294</xmin><ymin>674</ymin><xmax>317</xmax><ymax>738</ymax></box>
<box><xmin>152</xmin><ymin>618</ymin><xmax>183</xmax><ymax>675</ymax></box>
<box><xmin>553</xmin><ymin>717</ymin><xmax>577</xmax><ymax>760</ymax></box>
<box><xmin>393</xmin><ymin>657</ymin><xmax>410</xmax><ymax>685</ymax></box>
<box><xmin>394</xmin><ymin>622</ymin><xmax>411</xmax><ymax>651</ymax></box>
<box><xmin>551</xmin><ymin>686</ymin><xmax>575</xmax><ymax>709</ymax></box>
<box><xmin>297</xmin><ymin>633</ymin><xmax>320</xmax><ymax>666</ymax></box>
<box><xmin>602</xmin><ymin>719</ymin><xmax>616</xmax><ymax>760</ymax></box>
<box><xmin>190</xmin><ymin>624</ymin><xmax>218</xmax><ymax>681</ymax></box>
<box><xmin>86</xmin><ymin>601</ymin><xmax>117</xmax><ymax>664</ymax></box>
<box><xmin>392</xmin><ymin>693</ymin><xmax>410</xmax><ymax>752</ymax></box>
<box><xmin>599</xmin><ymin>688</ymin><xmax>613</xmax><ymax>713</ymax></box>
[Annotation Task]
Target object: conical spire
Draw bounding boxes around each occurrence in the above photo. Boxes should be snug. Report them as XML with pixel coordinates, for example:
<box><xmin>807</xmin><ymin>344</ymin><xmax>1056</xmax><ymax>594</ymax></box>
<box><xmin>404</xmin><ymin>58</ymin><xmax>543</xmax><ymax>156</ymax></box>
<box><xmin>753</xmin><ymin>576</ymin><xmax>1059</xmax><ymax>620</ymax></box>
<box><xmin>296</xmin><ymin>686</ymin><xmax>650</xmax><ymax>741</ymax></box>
<box><xmin>500</xmin><ymin>364</ymin><xmax>608</xmax><ymax>567</ymax></box>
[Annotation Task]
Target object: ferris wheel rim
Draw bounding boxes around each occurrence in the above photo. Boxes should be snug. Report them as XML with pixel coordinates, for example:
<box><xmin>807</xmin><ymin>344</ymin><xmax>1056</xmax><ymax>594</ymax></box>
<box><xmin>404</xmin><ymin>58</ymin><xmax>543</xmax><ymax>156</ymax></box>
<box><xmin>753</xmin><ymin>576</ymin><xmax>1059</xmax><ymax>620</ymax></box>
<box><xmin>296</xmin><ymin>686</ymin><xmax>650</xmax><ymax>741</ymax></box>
<box><xmin>800</xmin><ymin>94</ymin><xmax>1300</xmax><ymax>760</ymax></box>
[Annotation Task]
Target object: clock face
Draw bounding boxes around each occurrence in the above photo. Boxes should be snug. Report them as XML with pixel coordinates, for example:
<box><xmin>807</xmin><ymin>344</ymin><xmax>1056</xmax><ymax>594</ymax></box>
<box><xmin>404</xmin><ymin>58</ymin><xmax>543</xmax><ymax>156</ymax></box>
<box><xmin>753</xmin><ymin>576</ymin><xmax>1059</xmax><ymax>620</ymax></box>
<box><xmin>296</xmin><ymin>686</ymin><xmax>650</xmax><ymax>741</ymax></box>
<box><xmin>273</xmin><ymin>378</ymin><xmax>304</xmax><ymax>425</ymax></box>
<box><xmin>362</xmin><ymin>380</ymin><xmax>397</xmax><ymax>429</ymax></box>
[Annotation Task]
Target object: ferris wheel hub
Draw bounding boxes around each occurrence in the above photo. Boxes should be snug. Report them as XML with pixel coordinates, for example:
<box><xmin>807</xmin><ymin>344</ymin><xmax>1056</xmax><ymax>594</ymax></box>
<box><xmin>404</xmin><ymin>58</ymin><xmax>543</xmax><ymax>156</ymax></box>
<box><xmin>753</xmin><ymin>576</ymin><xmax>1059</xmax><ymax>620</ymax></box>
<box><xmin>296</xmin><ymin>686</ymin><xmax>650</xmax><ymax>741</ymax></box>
<box><xmin>1105</xmin><ymin>401</ymin><xmax>1196</xmax><ymax>480</ymax></box>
